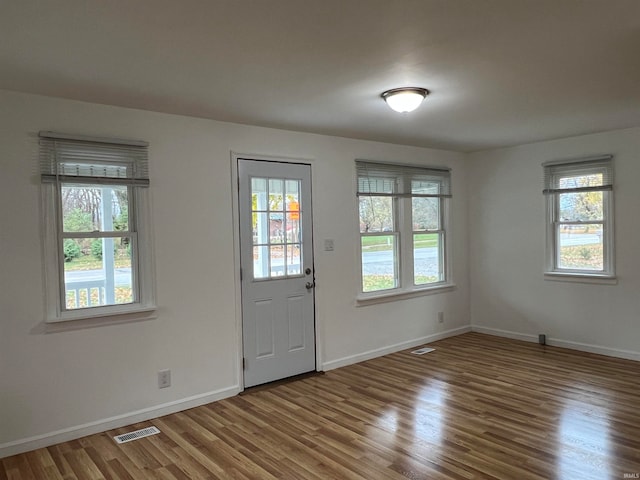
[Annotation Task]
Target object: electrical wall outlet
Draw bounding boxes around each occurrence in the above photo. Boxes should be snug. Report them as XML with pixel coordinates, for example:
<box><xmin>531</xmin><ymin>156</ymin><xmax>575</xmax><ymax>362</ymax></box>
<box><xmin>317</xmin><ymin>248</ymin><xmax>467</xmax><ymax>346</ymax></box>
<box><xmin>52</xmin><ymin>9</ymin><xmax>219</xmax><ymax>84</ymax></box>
<box><xmin>438</xmin><ymin>311</ymin><xmax>445</xmax><ymax>324</ymax></box>
<box><xmin>158</xmin><ymin>369</ymin><xmax>171</xmax><ymax>389</ymax></box>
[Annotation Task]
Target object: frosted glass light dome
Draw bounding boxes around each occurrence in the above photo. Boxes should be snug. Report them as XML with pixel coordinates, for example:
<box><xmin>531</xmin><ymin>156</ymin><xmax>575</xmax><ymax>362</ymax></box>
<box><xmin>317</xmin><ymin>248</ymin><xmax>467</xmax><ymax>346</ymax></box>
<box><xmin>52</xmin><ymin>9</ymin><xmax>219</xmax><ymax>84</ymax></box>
<box><xmin>382</xmin><ymin>87</ymin><xmax>429</xmax><ymax>113</ymax></box>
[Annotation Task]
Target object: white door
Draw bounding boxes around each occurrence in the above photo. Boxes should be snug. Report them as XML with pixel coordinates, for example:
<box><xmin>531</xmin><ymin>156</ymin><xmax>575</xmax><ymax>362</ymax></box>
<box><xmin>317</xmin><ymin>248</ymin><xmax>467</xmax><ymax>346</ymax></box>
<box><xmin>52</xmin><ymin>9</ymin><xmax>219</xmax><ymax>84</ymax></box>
<box><xmin>238</xmin><ymin>158</ymin><xmax>316</xmax><ymax>388</ymax></box>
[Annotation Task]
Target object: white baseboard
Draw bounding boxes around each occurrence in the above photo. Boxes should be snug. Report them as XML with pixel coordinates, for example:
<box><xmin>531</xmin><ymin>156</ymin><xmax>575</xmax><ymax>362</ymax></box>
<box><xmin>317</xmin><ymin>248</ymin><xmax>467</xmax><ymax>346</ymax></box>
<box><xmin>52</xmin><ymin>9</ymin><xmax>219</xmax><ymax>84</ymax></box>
<box><xmin>13</xmin><ymin>324</ymin><xmax>635</xmax><ymax>460</ymax></box>
<box><xmin>472</xmin><ymin>325</ymin><xmax>640</xmax><ymax>362</ymax></box>
<box><xmin>322</xmin><ymin>326</ymin><xmax>471</xmax><ymax>371</ymax></box>
<box><xmin>471</xmin><ymin>326</ymin><xmax>539</xmax><ymax>343</ymax></box>
<box><xmin>0</xmin><ymin>385</ymin><xmax>240</xmax><ymax>459</ymax></box>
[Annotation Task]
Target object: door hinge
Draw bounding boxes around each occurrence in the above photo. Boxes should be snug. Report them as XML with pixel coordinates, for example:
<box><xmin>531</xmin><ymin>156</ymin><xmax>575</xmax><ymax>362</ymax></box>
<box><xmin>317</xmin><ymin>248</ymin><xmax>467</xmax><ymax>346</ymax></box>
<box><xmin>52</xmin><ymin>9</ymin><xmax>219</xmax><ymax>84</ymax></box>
<box><xmin>242</xmin><ymin>357</ymin><xmax>246</xmax><ymax>370</ymax></box>
<box><xmin>240</xmin><ymin>268</ymin><xmax>243</xmax><ymax>281</ymax></box>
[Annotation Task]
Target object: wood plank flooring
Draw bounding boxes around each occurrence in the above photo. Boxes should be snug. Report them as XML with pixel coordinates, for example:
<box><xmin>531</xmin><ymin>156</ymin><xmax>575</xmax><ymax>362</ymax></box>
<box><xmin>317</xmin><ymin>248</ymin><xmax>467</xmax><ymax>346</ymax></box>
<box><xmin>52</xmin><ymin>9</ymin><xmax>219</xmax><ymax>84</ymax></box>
<box><xmin>3</xmin><ymin>333</ymin><xmax>640</xmax><ymax>479</ymax></box>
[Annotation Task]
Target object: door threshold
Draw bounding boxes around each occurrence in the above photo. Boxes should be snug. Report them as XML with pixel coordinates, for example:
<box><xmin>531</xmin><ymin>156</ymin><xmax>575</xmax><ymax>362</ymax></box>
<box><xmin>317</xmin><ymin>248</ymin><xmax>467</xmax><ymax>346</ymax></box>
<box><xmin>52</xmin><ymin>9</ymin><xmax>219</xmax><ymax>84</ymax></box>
<box><xmin>241</xmin><ymin>370</ymin><xmax>324</xmax><ymax>395</ymax></box>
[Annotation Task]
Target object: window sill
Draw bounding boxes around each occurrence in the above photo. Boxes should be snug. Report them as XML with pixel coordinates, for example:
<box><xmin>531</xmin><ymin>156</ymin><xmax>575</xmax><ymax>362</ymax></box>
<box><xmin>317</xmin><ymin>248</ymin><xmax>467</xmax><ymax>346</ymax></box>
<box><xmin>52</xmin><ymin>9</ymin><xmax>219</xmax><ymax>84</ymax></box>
<box><xmin>544</xmin><ymin>272</ymin><xmax>617</xmax><ymax>285</ymax></box>
<box><xmin>356</xmin><ymin>283</ymin><xmax>456</xmax><ymax>306</ymax></box>
<box><xmin>44</xmin><ymin>304</ymin><xmax>157</xmax><ymax>333</ymax></box>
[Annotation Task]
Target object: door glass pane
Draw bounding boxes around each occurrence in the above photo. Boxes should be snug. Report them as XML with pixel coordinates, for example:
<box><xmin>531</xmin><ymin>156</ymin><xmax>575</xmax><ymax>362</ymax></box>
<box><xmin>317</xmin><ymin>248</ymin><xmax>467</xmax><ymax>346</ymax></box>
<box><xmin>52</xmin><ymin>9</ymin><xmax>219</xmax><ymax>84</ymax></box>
<box><xmin>268</xmin><ymin>179</ymin><xmax>284</xmax><ymax>211</ymax></box>
<box><xmin>269</xmin><ymin>213</ymin><xmax>285</xmax><ymax>244</ymax></box>
<box><xmin>414</xmin><ymin>233</ymin><xmax>442</xmax><ymax>285</ymax></box>
<box><xmin>251</xmin><ymin>178</ymin><xmax>267</xmax><ymax>214</ymax></box>
<box><xmin>270</xmin><ymin>245</ymin><xmax>285</xmax><ymax>277</ymax></box>
<box><xmin>286</xmin><ymin>180</ymin><xmax>299</xmax><ymax>204</ymax></box>
<box><xmin>251</xmin><ymin>177</ymin><xmax>267</xmax><ymax>195</ymax></box>
<box><xmin>62</xmin><ymin>184</ymin><xmax>129</xmax><ymax>232</ymax></box>
<box><xmin>557</xmin><ymin>224</ymin><xmax>604</xmax><ymax>270</ymax></box>
<box><xmin>286</xmin><ymin>244</ymin><xmax>301</xmax><ymax>275</ymax></box>
<box><xmin>63</xmin><ymin>236</ymin><xmax>133</xmax><ymax>309</ymax></box>
<box><xmin>361</xmin><ymin>234</ymin><xmax>398</xmax><ymax>292</ymax></box>
<box><xmin>286</xmin><ymin>218</ymin><xmax>300</xmax><ymax>243</ymax></box>
<box><xmin>253</xmin><ymin>212</ymin><xmax>268</xmax><ymax>245</ymax></box>
<box><xmin>250</xmin><ymin>176</ymin><xmax>305</xmax><ymax>280</ymax></box>
<box><xmin>253</xmin><ymin>245</ymin><xmax>269</xmax><ymax>279</ymax></box>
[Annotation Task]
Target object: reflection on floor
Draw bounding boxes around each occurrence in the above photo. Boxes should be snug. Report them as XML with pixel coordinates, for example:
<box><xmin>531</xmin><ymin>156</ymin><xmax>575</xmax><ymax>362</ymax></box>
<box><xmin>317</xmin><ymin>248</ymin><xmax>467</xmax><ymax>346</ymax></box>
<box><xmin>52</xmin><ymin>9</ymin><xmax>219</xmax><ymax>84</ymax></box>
<box><xmin>3</xmin><ymin>332</ymin><xmax>640</xmax><ymax>479</ymax></box>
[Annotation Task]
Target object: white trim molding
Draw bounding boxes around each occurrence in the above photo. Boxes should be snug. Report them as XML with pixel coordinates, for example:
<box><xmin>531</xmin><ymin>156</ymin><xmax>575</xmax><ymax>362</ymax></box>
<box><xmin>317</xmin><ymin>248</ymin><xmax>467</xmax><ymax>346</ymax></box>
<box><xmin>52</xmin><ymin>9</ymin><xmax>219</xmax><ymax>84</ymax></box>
<box><xmin>0</xmin><ymin>385</ymin><xmax>240</xmax><ymax>459</ymax></box>
<box><xmin>472</xmin><ymin>325</ymin><xmax>640</xmax><ymax>362</ymax></box>
<box><xmin>322</xmin><ymin>325</ymin><xmax>471</xmax><ymax>371</ymax></box>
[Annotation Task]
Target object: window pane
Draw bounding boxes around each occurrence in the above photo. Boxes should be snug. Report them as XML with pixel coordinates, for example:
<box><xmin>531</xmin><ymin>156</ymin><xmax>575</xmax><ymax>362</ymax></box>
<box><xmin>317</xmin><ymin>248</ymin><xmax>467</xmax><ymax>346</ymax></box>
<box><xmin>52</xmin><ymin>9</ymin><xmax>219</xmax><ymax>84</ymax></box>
<box><xmin>358</xmin><ymin>176</ymin><xmax>394</xmax><ymax>194</ymax></box>
<box><xmin>252</xmin><ymin>177</ymin><xmax>304</xmax><ymax>280</ymax></box>
<box><xmin>412</xmin><ymin>197</ymin><xmax>439</xmax><ymax>231</ymax></box>
<box><xmin>559</xmin><ymin>191</ymin><xmax>603</xmax><ymax>222</ymax></box>
<box><xmin>286</xmin><ymin>180</ymin><xmax>300</xmax><ymax>204</ymax></box>
<box><xmin>286</xmin><ymin>244</ymin><xmax>301</xmax><ymax>275</ymax></box>
<box><xmin>361</xmin><ymin>234</ymin><xmax>398</xmax><ymax>292</ymax></box>
<box><xmin>62</xmin><ymin>184</ymin><xmax>129</xmax><ymax>232</ymax></box>
<box><xmin>558</xmin><ymin>172</ymin><xmax>604</xmax><ymax>190</ymax></box>
<box><xmin>359</xmin><ymin>196</ymin><xmax>394</xmax><ymax>233</ymax></box>
<box><xmin>414</xmin><ymin>233</ymin><xmax>442</xmax><ymax>285</ymax></box>
<box><xmin>253</xmin><ymin>212</ymin><xmax>268</xmax><ymax>244</ymax></box>
<box><xmin>253</xmin><ymin>245</ymin><xmax>269</xmax><ymax>279</ymax></box>
<box><xmin>283</xmin><ymin>220</ymin><xmax>299</xmax><ymax>247</ymax></box>
<box><xmin>557</xmin><ymin>224</ymin><xmax>604</xmax><ymax>270</ymax></box>
<box><xmin>251</xmin><ymin>178</ymin><xmax>268</xmax><ymax>212</ymax></box>
<box><xmin>411</xmin><ymin>179</ymin><xmax>440</xmax><ymax>195</ymax></box>
<box><xmin>63</xmin><ymin>236</ymin><xmax>133</xmax><ymax>309</ymax></box>
<box><xmin>268</xmin><ymin>179</ymin><xmax>284</xmax><ymax>211</ymax></box>
<box><xmin>270</xmin><ymin>245</ymin><xmax>285</xmax><ymax>277</ymax></box>
<box><xmin>269</xmin><ymin>213</ymin><xmax>285</xmax><ymax>244</ymax></box>
<box><xmin>286</xmin><ymin>181</ymin><xmax>301</xmax><ymax>243</ymax></box>
<box><xmin>251</xmin><ymin>177</ymin><xmax>267</xmax><ymax>194</ymax></box>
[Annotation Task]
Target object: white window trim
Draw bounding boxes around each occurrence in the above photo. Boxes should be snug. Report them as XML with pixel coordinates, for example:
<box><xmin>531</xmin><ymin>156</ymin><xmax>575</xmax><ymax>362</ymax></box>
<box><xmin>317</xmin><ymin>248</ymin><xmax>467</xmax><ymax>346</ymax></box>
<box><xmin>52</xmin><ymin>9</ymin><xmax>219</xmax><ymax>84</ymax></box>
<box><xmin>42</xmin><ymin>183</ymin><xmax>156</xmax><ymax>323</ymax></box>
<box><xmin>356</xmin><ymin>161</ymin><xmax>454</xmax><ymax>301</ymax></box>
<box><xmin>356</xmin><ymin>282</ymin><xmax>457</xmax><ymax>305</ymax></box>
<box><xmin>40</xmin><ymin>133</ymin><xmax>156</xmax><ymax>324</ymax></box>
<box><xmin>543</xmin><ymin>156</ymin><xmax>615</xmax><ymax>281</ymax></box>
<box><xmin>543</xmin><ymin>272</ymin><xmax>617</xmax><ymax>285</ymax></box>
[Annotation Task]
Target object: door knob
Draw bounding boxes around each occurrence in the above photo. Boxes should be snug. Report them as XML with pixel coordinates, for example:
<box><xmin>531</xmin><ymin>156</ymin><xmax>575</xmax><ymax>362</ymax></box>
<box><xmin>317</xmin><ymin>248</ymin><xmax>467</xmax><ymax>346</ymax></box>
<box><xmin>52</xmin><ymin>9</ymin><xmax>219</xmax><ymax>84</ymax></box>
<box><xmin>305</xmin><ymin>282</ymin><xmax>315</xmax><ymax>290</ymax></box>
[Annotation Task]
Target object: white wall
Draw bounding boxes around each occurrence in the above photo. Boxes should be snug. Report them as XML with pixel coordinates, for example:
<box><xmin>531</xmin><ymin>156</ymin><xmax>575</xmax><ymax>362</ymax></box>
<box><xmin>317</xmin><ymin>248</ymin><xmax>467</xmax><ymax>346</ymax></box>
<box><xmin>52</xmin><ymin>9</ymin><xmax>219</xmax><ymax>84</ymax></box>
<box><xmin>0</xmin><ymin>90</ymin><xmax>469</xmax><ymax>456</ymax></box>
<box><xmin>467</xmin><ymin>128</ymin><xmax>640</xmax><ymax>358</ymax></box>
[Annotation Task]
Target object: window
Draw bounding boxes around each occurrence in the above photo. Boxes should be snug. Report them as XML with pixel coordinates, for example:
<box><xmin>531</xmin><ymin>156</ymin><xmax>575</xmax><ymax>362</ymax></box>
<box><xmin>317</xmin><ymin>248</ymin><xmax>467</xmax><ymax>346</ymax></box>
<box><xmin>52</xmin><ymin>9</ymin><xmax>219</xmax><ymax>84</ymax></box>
<box><xmin>250</xmin><ymin>177</ymin><xmax>302</xmax><ymax>279</ymax></box>
<box><xmin>356</xmin><ymin>160</ymin><xmax>452</xmax><ymax>296</ymax></box>
<box><xmin>543</xmin><ymin>156</ymin><xmax>614</xmax><ymax>278</ymax></box>
<box><xmin>40</xmin><ymin>132</ymin><xmax>155</xmax><ymax>322</ymax></box>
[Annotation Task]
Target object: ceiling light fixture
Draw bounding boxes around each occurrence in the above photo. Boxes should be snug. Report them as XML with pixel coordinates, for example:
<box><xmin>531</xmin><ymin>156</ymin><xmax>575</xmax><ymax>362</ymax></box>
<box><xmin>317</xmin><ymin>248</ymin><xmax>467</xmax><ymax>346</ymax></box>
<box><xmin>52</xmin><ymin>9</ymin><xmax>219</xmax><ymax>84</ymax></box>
<box><xmin>381</xmin><ymin>87</ymin><xmax>429</xmax><ymax>113</ymax></box>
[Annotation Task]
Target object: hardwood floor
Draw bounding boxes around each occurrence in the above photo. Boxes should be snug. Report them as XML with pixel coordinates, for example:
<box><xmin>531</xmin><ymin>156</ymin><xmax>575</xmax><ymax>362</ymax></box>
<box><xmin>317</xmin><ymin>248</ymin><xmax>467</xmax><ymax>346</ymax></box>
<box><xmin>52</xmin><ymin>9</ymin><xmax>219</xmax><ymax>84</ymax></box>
<box><xmin>3</xmin><ymin>332</ymin><xmax>640</xmax><ymax>479</ymax></box>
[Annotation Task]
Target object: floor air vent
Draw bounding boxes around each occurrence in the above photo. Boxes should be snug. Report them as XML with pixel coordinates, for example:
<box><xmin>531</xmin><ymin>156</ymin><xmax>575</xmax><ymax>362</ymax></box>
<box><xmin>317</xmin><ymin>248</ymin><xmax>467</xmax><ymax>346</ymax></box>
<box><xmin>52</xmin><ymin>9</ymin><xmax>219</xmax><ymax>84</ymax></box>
<box><xmin>410</xmin><ymin>347</ymin><xmax>435</xmax><ymax>355</ymax></box>
<box><xmin>113</xmin><ymin>426</ymin><xmax>161</xmax><ymax>444</ymax></box>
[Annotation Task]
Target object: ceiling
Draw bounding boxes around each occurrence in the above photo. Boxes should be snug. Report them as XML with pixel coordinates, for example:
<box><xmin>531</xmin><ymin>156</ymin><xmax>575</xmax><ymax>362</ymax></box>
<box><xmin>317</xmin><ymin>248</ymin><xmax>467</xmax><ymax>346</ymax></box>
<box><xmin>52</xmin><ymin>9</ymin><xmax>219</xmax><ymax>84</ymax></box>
<box><xmin>2</xmin><ymin>0</ymin><xmax>640</xmax><ymax>152</ymax></box>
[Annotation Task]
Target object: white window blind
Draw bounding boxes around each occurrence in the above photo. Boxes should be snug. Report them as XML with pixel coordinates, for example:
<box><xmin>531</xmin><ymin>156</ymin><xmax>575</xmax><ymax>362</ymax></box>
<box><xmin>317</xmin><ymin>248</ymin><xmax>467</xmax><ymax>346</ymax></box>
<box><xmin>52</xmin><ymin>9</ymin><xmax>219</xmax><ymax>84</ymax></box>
<box><xmin>356</xmin><ymin>161</ymin><xmax>451</xmax><ymax>198</ymax></box>
<box><xmin>543</xmin><ymin>156</ymin><xmax>612</xmax><ymax>195</ymax></box>
<box><xmin>39</xmin><ymin>131</ymin><xmax>149</xmax><ymax>186</ymax></box>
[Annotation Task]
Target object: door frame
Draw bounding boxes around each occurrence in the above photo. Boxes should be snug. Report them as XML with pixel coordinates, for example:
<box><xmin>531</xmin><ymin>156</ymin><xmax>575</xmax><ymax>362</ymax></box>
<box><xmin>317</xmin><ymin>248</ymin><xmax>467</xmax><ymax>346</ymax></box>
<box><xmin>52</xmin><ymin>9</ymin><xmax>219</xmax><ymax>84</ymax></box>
<box><xmin>230</xmin><ymin>151</ymin><xmax>322</xmax><ymax>391</ymax></box>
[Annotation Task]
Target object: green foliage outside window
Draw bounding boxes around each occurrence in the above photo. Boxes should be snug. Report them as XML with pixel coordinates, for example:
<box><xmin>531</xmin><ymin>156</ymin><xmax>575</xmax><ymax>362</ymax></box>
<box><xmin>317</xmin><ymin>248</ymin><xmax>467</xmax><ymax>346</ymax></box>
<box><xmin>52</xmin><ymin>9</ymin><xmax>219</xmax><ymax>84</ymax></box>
<box><xmin>63</xmin><ymin>239</ymin><xmax>81</xmax><ymax>262</ymax></box>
